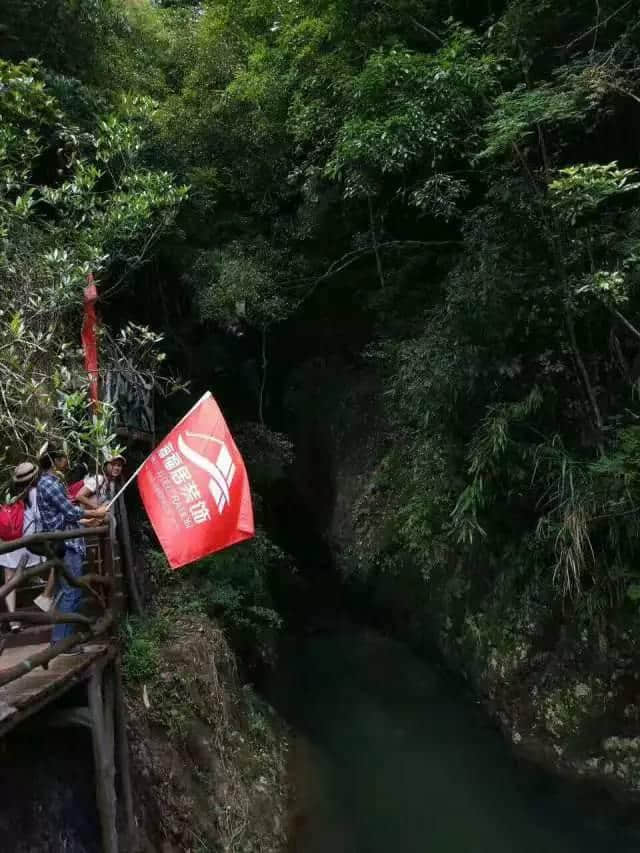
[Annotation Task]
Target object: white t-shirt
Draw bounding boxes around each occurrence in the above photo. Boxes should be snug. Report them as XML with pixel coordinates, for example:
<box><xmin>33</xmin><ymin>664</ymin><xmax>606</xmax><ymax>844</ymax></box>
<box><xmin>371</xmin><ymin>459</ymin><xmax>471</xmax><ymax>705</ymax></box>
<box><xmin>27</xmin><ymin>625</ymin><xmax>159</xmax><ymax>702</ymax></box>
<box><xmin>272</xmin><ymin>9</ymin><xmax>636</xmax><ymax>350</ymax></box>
<box><xmin>83</xmin><ymin>473</ymin><xmax>104</xmax><ymax>497</ymax></box>
<box><xmin>83</xmin><ymin>473</ymin><xmax>115</xmax><ymax>504</ymax></box>
<box><xmin>0</xmin><ymin>487</ymin><xmax>45</xmax><ymax>570</ymax></box>
<box><xmin>83</xmin><ymin>475</ymin><xmax>118</xmax><ymax>537</ymax></box>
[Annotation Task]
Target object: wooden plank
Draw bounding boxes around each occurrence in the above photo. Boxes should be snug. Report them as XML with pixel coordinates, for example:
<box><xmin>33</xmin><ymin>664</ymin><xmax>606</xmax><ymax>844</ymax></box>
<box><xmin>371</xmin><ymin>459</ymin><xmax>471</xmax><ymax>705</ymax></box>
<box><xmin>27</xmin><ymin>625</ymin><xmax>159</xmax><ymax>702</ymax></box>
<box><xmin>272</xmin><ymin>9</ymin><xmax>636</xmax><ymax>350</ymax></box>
<box><xmin>1</xmin><ymin>649</ymin><xmax>104</xmax><ymax>708</ymax></box>
<box><xmin>0</xmin><ymin>612</ymin><xmax>113</xmax><ymax>687</ymax></box>
<box><xmin>0</xmin><ymin>701</ymin><xmax>16</xmax><ymax>721</ymax></box>
<box><xmin>0</xmin><ymin>645</ymin><xmax>114</xmax><ymax>738</ymax></box>
<box><xmin>0</xmin><ymin>643</ymin><xmax>48</xmax><ymax>671</ymax></box>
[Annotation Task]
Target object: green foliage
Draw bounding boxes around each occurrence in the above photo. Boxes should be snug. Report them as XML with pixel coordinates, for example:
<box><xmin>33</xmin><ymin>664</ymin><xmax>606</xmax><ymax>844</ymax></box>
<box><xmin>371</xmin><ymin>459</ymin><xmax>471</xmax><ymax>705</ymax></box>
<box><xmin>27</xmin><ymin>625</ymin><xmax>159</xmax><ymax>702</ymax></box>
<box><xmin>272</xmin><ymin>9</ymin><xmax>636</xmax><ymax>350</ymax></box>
<box><xmin>0</xmin><ymin>0</ymin><xmax>183</xmax><ymax>98</ymax></box>
<box><xmin>480</xmin><ymin>68</ymin><xmax>609</xmax><ymax>159</ymax></box>
<box><xmin>195</xmin><ymin>242</ymin><xmax>294</xmax><ymax>329</ymax></box>
<box><xmin>122</xmin><ymin>603</ymin><xmax>212</xmax><ymax>739</ymax></box>
<box><xmin>7</xmin><ymin>0</ymin><xmax>640</xmax><ymax>676</ymax></box>
<box><xmin>326</xmin><ymin>0</ymin><xmax>640</xmax><ymax>648</ymax></box>
<box><xmin>550</xmin><ymin>163</ymin><xmax>640</xmax><ymax>225</ymax></box>
<box><xmin>144</xmin><ymin>534</ymin><xmax>287</xmax><ymax>665</ymax></box>
<box><xmin>452</xmin><ymin>386</ymin><xmax>544</xmax><ymax>545</ymax></box>
<box><xmin>327</xmin><ymin>28</ymin><xmax>498</xmax><ymax>195</ymax></box>
<box><xmin>194</xmin><ymin>534</ymin><xmax>285</xmax><ymax>640</ymax></box>
<box><xmin>0</xmin><ymin>56</ymin><xmax>186</xmax><ymax>469</ymax></box>
<box><xmin>122</xmin><ymin>610</ymin><xmax>172</xmax><ymax>684</ymax></box>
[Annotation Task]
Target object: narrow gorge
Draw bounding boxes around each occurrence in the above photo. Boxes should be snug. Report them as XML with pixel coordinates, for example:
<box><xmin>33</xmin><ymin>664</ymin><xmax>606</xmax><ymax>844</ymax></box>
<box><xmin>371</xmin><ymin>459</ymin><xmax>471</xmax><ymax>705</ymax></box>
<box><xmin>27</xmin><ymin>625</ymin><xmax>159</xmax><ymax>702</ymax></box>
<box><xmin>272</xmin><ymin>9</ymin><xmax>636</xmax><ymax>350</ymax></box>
<box><xmin>4</xmin><ymin>0</ymin><xmax>640</xmax><ymax>850</ymax></box>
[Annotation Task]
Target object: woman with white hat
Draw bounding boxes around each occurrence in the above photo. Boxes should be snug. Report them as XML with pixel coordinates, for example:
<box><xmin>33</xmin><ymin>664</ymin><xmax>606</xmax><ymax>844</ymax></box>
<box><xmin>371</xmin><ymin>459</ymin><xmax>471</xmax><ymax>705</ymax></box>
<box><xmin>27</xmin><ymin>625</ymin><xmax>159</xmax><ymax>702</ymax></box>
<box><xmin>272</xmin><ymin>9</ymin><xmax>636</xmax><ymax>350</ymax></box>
<box><xmin>74</xmin><ymin>450</ymin><xmax>125</xmax><ymax>507</ymax></box>
<box><xmin>0</xmin><ymin>462</ymin><xmax>45</xmax><ymax>632</ymax></box>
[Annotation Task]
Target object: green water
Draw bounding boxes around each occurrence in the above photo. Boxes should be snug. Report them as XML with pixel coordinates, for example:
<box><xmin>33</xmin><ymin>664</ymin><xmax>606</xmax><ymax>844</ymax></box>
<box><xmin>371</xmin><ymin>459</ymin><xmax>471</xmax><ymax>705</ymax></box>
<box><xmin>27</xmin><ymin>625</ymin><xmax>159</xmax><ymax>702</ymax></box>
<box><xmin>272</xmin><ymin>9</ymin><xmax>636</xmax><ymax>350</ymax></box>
<box><xmin>271</xmin><ymin>629</ymin><xmax>640</xmax><ymax>853</ymax></box>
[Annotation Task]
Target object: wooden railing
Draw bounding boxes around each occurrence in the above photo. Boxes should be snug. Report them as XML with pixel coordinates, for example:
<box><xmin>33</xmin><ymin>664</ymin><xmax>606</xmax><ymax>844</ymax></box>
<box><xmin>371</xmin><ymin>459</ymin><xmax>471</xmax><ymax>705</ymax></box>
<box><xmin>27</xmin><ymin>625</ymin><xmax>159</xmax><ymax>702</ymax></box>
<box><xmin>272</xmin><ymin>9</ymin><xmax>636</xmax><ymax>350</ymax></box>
<box><xmin>0</xmin><ymin>523</ymin><xmax>118</xmax><ymax>686</ymax></box>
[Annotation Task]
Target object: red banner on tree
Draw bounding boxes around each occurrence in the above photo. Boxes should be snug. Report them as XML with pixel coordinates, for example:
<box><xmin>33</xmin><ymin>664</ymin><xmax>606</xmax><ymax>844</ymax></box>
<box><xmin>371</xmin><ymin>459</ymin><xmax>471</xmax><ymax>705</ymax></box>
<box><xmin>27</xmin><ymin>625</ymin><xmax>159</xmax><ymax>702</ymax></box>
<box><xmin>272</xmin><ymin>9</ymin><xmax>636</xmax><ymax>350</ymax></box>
<box><xmin>82</xmin><ymin>276</ymin><xmax>99</xmax><ymax>408</ymax></box>
<box><xmin>137</xmin><ymin>392</ymin><xmax>255</xmax><ymax>569</ymax></box>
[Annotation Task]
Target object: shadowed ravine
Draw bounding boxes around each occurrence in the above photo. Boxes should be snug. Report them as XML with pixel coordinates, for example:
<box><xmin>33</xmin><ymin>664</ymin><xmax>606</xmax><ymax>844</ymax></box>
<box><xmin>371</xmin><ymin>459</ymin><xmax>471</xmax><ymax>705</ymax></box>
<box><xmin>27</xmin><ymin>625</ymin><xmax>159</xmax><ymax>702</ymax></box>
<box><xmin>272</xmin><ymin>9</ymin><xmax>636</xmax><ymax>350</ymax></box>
<box><xmin>268</xmin><ymin>629</ymin><xmax>640</xmax><ymax>853</ymax></box>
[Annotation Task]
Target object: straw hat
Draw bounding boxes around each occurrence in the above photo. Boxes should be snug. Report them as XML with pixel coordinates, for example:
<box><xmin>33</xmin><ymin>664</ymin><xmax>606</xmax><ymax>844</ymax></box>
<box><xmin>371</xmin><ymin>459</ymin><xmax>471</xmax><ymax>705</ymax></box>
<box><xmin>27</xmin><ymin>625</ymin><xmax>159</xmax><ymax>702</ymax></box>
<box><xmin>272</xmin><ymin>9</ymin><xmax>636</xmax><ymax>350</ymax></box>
<box><xmin>12</xmin><ymin>461</ymin><xmax>38</xmax><ymax>485</ymax></box>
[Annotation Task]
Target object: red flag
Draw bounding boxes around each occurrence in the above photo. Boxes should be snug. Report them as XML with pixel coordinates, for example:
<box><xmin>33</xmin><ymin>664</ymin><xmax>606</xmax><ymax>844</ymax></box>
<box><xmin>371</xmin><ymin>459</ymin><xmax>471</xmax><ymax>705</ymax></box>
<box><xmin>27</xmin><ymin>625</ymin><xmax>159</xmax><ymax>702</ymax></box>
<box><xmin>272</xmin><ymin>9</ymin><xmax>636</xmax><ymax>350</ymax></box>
<box><xmin>82</xmin><ymin>275</ymin><xmax>99</xmax><ymax>408</ymax></box>
<box><xmin>137</xmin><ymin>392</ymin><xmax>255</xmax><ymax>569</ymax></box>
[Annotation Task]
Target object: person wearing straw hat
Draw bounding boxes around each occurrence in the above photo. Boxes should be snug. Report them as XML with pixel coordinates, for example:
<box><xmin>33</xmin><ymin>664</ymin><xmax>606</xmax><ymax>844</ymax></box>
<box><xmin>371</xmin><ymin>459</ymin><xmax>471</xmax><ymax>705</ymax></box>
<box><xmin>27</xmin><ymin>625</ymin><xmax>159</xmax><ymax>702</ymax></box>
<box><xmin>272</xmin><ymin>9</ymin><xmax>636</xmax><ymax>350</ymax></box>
<box><xmin>36</xmin><ymin>442</ymin><xmax>109</xmax><ymax>645</ymax></box>
<box><xmin>0</xmin><ymin>462</ymin><xmax>45</xmax><ymax>632</ymax></box>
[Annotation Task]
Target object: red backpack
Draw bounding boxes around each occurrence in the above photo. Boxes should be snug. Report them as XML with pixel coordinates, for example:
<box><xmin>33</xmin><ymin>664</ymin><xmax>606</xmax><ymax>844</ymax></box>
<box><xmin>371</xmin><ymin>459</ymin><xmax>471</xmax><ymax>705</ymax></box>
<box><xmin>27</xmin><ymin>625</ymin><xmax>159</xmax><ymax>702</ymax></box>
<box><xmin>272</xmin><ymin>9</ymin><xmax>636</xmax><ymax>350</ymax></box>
<box><xmin>0</xmin><ymin>500</ymin><xmax>25</xmax><ymax>542</ymax></box>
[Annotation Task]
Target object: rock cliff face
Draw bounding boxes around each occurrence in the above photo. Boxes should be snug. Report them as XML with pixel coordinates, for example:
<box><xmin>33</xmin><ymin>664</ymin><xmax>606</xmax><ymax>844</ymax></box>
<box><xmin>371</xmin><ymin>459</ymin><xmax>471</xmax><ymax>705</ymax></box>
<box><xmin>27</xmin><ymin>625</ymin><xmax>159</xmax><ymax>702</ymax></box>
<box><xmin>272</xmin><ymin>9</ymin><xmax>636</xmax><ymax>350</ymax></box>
<box><xmin>285</xmin><ymin>357</ymin><xmax>388</xmax><ymax>577</ymax></box>
<box><xmin>285</xmin><ymin>356</ymin><xmax>640</xmax><ymax>803</ymax></box>
<box><xmin>125</xmin><ymin>609</ymin><xmax>288</xmax><ymax>852</ymax></box>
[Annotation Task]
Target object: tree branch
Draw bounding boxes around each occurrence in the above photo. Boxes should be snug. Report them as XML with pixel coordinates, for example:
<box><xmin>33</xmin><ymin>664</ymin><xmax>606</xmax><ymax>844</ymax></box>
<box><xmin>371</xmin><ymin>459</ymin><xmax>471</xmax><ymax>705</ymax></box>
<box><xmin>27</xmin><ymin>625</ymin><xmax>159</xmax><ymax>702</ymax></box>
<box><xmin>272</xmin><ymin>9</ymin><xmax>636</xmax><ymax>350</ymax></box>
<box><xmin>368</xmin><ymin>196</ymin><xmax>386</xmax><ymax>290</ymax></box>
<box><xmin>611</xmin><ymin>306</ymin><xmax>640</xmax><ymax>342</ymax></box>
<box><xmin>564</xmin><ymin>0</ymin><xmax>632</xmax><ymax>51</ymax></box>
<box><xmin>258</xmin><ymin>325</ymin><xmax>267</xmax><ymax>426</ymax></box>
<box><xmin>293</xmin><ymin>239</ymin><xmax>460</xmax><ymax>307</ymax></box>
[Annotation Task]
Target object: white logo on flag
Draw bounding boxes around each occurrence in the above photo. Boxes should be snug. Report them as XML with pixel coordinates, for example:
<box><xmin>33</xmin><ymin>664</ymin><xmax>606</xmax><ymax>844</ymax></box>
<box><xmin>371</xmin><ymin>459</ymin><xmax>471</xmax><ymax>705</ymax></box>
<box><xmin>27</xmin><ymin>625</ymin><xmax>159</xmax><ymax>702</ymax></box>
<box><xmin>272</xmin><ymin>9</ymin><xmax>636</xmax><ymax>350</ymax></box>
<box><xmin>177</xmin><ymin>432</ymin><xmax>236</xmax><ymax>514</ymax></box>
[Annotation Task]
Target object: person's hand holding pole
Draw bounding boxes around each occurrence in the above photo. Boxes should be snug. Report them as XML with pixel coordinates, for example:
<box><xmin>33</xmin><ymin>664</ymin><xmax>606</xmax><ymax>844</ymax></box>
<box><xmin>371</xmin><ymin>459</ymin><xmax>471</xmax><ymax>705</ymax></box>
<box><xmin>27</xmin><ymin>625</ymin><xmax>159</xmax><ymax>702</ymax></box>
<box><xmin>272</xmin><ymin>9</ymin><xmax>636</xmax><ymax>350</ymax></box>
<box><xmin>86</xmin><ymin>504</ymin><xmax>109</xmax><ymax>522</ymax></box>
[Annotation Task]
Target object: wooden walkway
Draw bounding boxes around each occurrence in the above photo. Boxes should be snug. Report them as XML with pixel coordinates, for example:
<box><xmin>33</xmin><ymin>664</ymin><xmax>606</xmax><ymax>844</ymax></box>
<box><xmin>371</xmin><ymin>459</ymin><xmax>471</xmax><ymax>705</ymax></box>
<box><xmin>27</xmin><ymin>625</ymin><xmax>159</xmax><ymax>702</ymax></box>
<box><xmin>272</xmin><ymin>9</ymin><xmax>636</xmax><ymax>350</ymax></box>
<box><xmin>0</xmin><ymin>641</ymin><xmax>113</xmax><ymax>737</ymax></box>
<box><xmin>0</xmin><ymin>512</ymin><xmax>141</xmax><ymax>851</ymax></box>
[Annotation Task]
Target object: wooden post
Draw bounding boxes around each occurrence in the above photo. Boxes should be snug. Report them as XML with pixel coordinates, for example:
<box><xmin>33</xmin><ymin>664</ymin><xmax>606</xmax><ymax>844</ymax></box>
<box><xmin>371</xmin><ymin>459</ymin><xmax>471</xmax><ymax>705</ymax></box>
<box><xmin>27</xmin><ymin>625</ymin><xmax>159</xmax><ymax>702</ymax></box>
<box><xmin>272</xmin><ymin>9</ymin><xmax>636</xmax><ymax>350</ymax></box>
<box><xmin>114</xmin><ymin>656</ymin><xmax>136</xmax><ymax>851</ymax></box>
<box><xmin>102</xmin><ymin>529</ymin><xmax>120</xmax><ymax>620</ymax></box>
<box><xmin>89</xmin><ymin>663</ymin><xmax>118</xmax><ymax>853</ymax></box>
<box><xmin>117</xmin><ymin>496</ymin><xmax>143</xmax><ymax>616</ymax></box>
<box><xmin>104</xmin><ymin>664</ymin><xmax>115</xmax><ymax>764</ymax></box>
<box><xmin>102</xmin><ymin>531</ymin><xmax>113</xmax><ymax>587</ymax></box>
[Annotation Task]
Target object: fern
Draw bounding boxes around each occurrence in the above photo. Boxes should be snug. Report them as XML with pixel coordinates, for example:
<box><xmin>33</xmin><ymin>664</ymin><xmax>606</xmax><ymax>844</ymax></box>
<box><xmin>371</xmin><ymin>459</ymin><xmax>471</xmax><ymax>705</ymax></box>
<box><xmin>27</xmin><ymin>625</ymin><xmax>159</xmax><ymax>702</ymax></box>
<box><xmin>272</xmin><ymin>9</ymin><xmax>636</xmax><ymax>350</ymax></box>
<box><xmin>451</xmin><ymin>386</ymin><xmax>543</xmax><ymax>543</ymax></box>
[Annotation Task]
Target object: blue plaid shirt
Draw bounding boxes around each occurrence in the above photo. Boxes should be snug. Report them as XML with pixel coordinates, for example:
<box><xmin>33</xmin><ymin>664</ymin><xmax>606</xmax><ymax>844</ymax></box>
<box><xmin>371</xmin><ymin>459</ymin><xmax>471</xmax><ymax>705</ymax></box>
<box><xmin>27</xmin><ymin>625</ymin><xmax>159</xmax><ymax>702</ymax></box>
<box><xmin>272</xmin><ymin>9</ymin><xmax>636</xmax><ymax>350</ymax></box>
<box><xmin>37</xmin><ymin>473</ymin><xmax>86</xmax><ymax>555</ymax></box>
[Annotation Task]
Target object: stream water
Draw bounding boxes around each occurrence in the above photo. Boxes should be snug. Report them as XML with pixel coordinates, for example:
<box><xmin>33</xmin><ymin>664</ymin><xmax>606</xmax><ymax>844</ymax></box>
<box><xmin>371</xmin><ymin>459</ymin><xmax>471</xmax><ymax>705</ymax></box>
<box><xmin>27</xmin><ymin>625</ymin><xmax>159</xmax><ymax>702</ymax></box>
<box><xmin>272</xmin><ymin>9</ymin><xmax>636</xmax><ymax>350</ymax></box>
<box><xmin>269</xmin><ymin>627</ymin><xmax>640</xmax><ymax>853</ymax></box>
